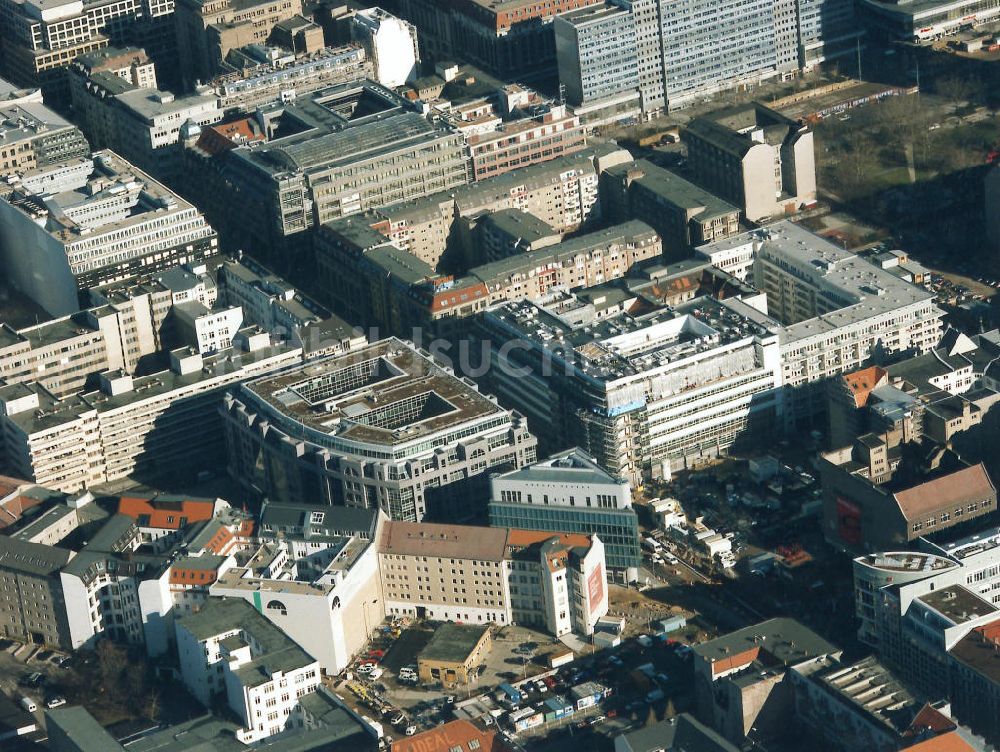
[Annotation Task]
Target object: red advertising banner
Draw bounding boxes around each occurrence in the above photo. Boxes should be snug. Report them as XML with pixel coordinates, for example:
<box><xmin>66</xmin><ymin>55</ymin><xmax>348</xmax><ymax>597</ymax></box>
<box><xmin>587</xmin><ymin>562</ymin><xmax>605</xmax><ymax>613</ymax></box>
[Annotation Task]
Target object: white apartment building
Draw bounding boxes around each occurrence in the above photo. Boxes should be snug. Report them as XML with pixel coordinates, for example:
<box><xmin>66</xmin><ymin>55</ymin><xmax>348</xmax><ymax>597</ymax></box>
<box><xmin>217</xmin><ymin>254</ymin><xmax>366</xmax><ymax>356</ymax></box>
<box><xmin>175</xmin><ymin>597</ymin><xmax>322</xmax><ymax>743</ymax></box>
<box><xmin>173</xmin><ymin>302</ymin><xmax>245</xmax><ymax>354</ymax></box>
<box><xmin>747</xmin><ymin>222</ymin><xmax>943</xmax><ymax>426</ymax></box>
<box><xmin>478</xmin><ymin>291</ymin><xmax>783</xmax><ymax>482</ymax></box>
<box><xmin>210</xmin><ymin>529</ymin><xmax>386</xmax><ymax>676</ymax></box>
<box><xmin>0</xmin><ymin>151</ymin><xmax>217</xmax><ymax>316</ymax></box>
<box><xmin>0</xmin><ymin>332</ymin><xmax>301</xmax><ymax>492</ymax></box>
<box><xmin>506</xmin><ymin>530</ymin><xmax>608</xmax><ymax>637</ymax></box>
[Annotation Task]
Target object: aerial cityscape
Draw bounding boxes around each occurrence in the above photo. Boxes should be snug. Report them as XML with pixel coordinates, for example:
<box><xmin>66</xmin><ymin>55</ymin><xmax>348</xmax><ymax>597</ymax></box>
<box><xmin>0</xmin><ymin>1</ymin><xmax>997</xmax><ymax>750</ymax></box>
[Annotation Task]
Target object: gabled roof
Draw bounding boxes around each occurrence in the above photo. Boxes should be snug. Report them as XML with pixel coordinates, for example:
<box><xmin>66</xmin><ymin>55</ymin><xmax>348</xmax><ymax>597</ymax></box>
<box><xmin>380</xmin><ymin>521</ymin><xmax>508</xmax><ymax>562</ymax></box>
<box><xmin>117</xmin><ymin>495</ymin><xmax>217</xmax><ymax>530</ymax></box>
<box><xmin>843</xmin><ymin>366</ymin><xmax>888</xmax><ymax>407</ymax></box>
<box><xmin>893</xmin><ymin>464</ymin><xmax>995</xmax><ymax>521</ymax></box>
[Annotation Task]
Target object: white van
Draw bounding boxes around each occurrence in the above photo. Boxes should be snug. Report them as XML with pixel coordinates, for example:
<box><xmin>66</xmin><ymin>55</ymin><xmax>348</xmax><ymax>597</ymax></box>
<box><xmin>20</xmin><ymin>696</ymin><xmax>37</xmax><ymax>713</ymax></box>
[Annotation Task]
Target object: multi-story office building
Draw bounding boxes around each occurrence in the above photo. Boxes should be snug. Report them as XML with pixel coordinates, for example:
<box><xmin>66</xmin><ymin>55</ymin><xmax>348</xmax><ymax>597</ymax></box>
<box><xmin>821</xmin><ymin>433</ymin><xmax>996</xmax><ymax>554</ymax></box>
<box><xmin>476</xmin><ymin>292</ymin><xmax>782</xmax><ymax>483</ymax></box>
<box><xmin>0</xmin><ymin>0</ymin><xmax>174</xmax><ymax>101</ymax></box>
<box><xmin>488</xmin><ymin>448</ymin><xmax>641</xmax><ymax>573</ymax></box>
<box><xmin>211</xmin><ymin>43</ymin><xmax>371</xmax><ymax>111</ymax></box>
<box><xmin>858</xmin><ymin>0</ymin><xmax>1000</xmax><ymax>42</ymax></box>
<box><xmin>602</xmin><ymin>159</ymin><xmax>741</xmax><ymax>258</ymax></box>
<box><xmin>658</xmin><ymin>0</ymin><xmax>797</xmax><ymax>110</ymax></box>
<box><xmin>0</xmin><ymin>291</ymin><xmax>171</xmax><ymax>397</ymax></box>
<box><xmin>738</xmin><ymin>221</ymin><xmax>942</xmax><ymax>425</ymax></box>
<box><xmin>379</xmin><ymin>520</ymin><xmax>608</xmax><ymax>636</ymax></box>
<box><xmin>0</xmin><ymin>151</ymin><xmax>218</xmax><ymax>316</ymax></box>
<box><xmin>206</xmin><ymin>81</ymin><xmax>470</xmax><ymax>261</ymax></box>
<box><xmin>553</xmin><ymin>0</ymin><xmax>861</xmax><ymax>116</ymax></box>
<box><xmin>685</xmin><ymin>104</ymin><xmax>817</xmax><ymax>222</ymax></box>
<box><xmin>0</xmin><ymin>100</ymin><xmax>90</xmax><ymax>178</ymax></box>
<box><xmin>68</xmin><ymin>68</ymin><xmax>221</xmax><ymax>182</ymax></box>
<box><xmin>221</xmin><ymin>338</ymin><xmax>538</xmax><ymax>522</ymax></box>
<box><xmin>441</xmin><ymin>94</ymin><xmax>587</xmax><ymax>182</ymax></box>
<box><xmin>173</xmin><ymin>0</ymin><xmax>304</xmax><ymax>89</ymax></box>
<box><xmin>554</xmin><ymin>5</ymin><xmax>640</xmax><ymax>112</ymax></box>
<box><xmin>217</xmin><ymin>254</ymin><xmax>364</xmax><ymax>356</ymax></box>
<box><xmin>175</xmin><ymin>597</ymin><xmax>322</xmax><ymax>743</ymax></box>
<box><xmin>318</xmin><ymin>220</ymin><xmax>663</xmax><ymax>339</ymax></box>
<box><xmin>394</xmin><ymin>0</ymin><xmax>604</xmax><ymax>82</ymax></box>
<box><xmin>0</xmin><ymin>536</ymin><xmax>73</xmax><ymax>647</ymax></box>
<box><xmin>0</xmin><ymin>331</ymin><xmax>302</xmax><ymax>492</ymax></box>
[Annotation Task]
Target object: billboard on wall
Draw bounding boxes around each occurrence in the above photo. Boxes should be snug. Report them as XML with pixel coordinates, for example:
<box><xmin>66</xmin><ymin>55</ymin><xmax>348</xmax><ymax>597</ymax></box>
<box><xmin>837</xmin><ymin>496</ymin><xmax>862</xmax><ymax>546</ymax></box>
<box><xmin>587</xmin><ymin>562</ymin><xmax>605</xmax><ymax>613</ymax></box>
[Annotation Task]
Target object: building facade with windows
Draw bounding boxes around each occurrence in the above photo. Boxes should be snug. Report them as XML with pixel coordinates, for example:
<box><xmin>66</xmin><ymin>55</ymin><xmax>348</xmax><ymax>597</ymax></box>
<box><xmin>488</xmin><ymin>448</ymin><xmax>641</xmax><ymax>572</ymax></box>
<box><xmin>221</xmin><ymin>338</ymin><xmax>538</xmax><ymax>522</ymax></box>
<box><xmin>0</xmin><ymin>332</ymin><xmax>302</xmax><ymax>492</ymax></box>
<box><xmin>0</xmin><ymin>151</ymin><xmax>218</xmax><ymax>316</ymax></box>
<box><xmin>476</xmin><ymin>292</ymin><xmax>783</xmax><ymax>483</ymax></box>
<box><xmin>175</xmin><ymin>597</ymin><xmax>323</xmax><ymax>743</ymax></box>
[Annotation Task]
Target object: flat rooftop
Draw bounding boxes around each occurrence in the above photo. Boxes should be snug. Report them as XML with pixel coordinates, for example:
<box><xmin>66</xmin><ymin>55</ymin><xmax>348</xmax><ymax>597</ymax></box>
<box><xmin>420</xmin><ymin>623</ymin><xmax>490</xmax><ymax>663</ymax></box>
<box><xmin>606</xmin><ymin>160</ymin><xmax>738</xmax><ymax>221</ymax></box>
<box><xmin>6</xmin><ymin>151</ymin><xmax>204</xmax><ymax>246</ymax></box>
<box><xmin>917</xmin><ymin>585</ymin><xmax>998</xmax><ymax>625</ymax></box>
<box><xmin>693</xmin><ymin>617</ymin><xmax>837</xmax><ymax>668</ymax></box>
<box><xmin>239</xmin><ymin>338</ymin><xmax>509</xmax><ymax>448</ymax></box>
<box><xmin>0</xmin><ymin>332</ymin><xmax>298</xmax><ymax>435</ymax></box>
<box><xmin>487</xmin><ymin>291</ymin><xmax>773</xmax><ymax>383</ymax></box>
<box><xmin>856</xmin><ymin>551</ymin><xmax>957</xmax><ymax>575</ymax></box>
<box><xmin>0</xmin><ymin>101</ymin><xmax>75</xmax><ymax>142</ymax></box>
<box><xmin>819</xmin><ymin>656</ymin><xmax>923</xmax><ymax>735</ymax></box>
<box><xmin>750</xmin><ymin>222</ymin><xmax>939</xmax><ymax>345</ymax></box>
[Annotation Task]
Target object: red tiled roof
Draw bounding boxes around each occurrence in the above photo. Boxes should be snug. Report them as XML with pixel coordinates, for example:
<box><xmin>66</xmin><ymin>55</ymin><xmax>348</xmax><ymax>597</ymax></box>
<box><xmin>710</xmin><ymin>646</ymin><xmax>761</xmax><ymax>676</ymax></box>
<box><xmin>904</xmin><ymin>731</ymin><xmax>978</xmax><ymax>752</ymax></box>
<box><xmin>117</xmin><ymin>496</ymin><xmax>216</xmax><ymax>530</ymax></box>
<box><xmin>893</xmin><ymin>464</ymin><xmax>995</xmax><ymax>521</ymax></box>
<box><xmin>843</xmin><ymin>366</ymin><xmax>887</xmax><ymax>408</ymax></box>
<box><xmin>195</xmin><ymin>119</ymin><xmax>263</xmax><ymax>155</ymax></box>
<box><xmin>169</xmin><ymin>567</ymin><xmax>220</xmax><ymax>586</ymax></box>
<box><xmin>391</xmin><ymin>720</ymin><xmax>509</xmax><ymax>752</ymax></box>
<box><xmin>903</xmin><ymin>703</ymin><xmax>957</xmax><ymax>738</ymax></box>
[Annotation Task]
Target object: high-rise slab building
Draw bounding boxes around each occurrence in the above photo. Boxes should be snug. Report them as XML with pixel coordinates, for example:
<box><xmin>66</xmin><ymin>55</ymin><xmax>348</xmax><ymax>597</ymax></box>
<box><xmin>553</xmin><ymin>0</ymin><xmax>863</xmax><ymax>118</ymax></box>
<box><xmin>0</xmin><ymin>151</ymin><xmax>217</xmax><ymax>316</ymax></box>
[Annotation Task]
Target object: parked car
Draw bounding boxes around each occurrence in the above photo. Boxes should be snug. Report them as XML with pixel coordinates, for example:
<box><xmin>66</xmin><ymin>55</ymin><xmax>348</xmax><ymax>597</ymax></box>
<box><xmin>369</xmin><ymin>668</ymin><xmax>384</xmax><ymax>681</ymax></box>
<box><xmin>19</xmin><ymin>672</ymin><xmax>44</xmax><ymax>688</ymax></box>
<box><xmin>357</xmin><ymin>663</ymin><xmax>376</xmax><ymax>675</ymax></box>
<box><xmin>45</xmin><ymin>694</ymin><xmax>66</xmax><ymax>709</ymax></box>
<box><xmin>405</xmin><ymin>725</ymin><xmax>418</xmax><ymax>736</ymax></box>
